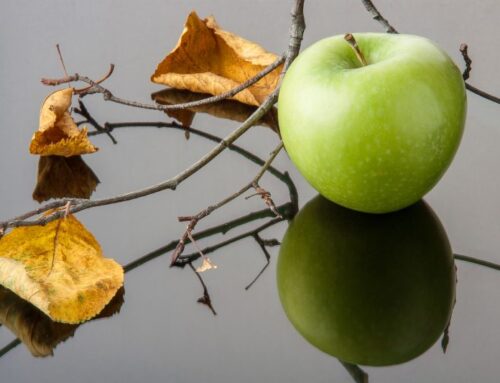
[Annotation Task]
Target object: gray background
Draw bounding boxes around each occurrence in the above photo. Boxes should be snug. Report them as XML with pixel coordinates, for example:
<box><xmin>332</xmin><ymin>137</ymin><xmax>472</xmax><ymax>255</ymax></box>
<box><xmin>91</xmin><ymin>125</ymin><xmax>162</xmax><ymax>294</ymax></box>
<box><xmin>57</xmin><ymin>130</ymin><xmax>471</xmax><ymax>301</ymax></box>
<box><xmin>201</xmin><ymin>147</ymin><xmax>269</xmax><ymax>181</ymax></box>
<box><xmin>1</xmin><ymin>1</ymin><xmax>500</xmax><ymax>382</ymax></box>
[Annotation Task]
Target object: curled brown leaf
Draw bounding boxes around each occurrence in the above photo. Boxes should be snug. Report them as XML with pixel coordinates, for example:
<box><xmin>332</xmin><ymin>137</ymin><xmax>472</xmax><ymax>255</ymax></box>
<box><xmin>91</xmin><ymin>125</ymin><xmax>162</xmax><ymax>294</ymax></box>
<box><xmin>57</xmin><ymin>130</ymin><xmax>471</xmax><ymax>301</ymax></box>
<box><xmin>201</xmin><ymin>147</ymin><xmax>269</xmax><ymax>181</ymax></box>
<box><xmin>30</xmin><ymin>88</ymin><xmax>98</xmax><ymax>157</ymax></box>
<box><xmin>151</xmin><ymin>11</ymin><xmax>283</xmax><ymax>106</ymax></box>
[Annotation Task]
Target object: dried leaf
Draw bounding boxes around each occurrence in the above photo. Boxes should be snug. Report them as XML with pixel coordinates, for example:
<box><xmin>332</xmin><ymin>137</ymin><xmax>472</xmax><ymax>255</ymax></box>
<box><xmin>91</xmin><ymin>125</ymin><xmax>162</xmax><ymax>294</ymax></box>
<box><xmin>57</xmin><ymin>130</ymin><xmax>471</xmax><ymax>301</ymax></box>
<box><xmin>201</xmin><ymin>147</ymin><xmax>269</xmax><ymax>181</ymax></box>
<box><xmin>196</xmin><ymin>257</ymin><xmax>218</xmax><ymax>273</ymax></box>
<box><xmin>0</xmin><ymin>286</ymin><xmax>124</xmax><ymax>357</ymax></box>
<box><xmin>151</xmin><ymin>11</ymin><xmax>283</xmax><ymax>106</ymax></box>
<box><xmin>30</xmin><ymin>88</ymin><xmax>98</xmax><ymax>157</ymax></box>
<box><xmin>32</xmin><ymin>155</ymin><xmax>100</xmax><ymax>202</ymax></box>
<box><xmin>152</xmin><ymin>88</ymin><xmax>279</xmax><ymax>133</ymax></box>
<box><xmin>0</xmin><ymin>215</ymin><xmax>123</xmax><ymax>324</ymax></box>
<box><xmin>167</xmin><ymin>108</ymin><xmax>196</xmax><ymax>129</ymax></box>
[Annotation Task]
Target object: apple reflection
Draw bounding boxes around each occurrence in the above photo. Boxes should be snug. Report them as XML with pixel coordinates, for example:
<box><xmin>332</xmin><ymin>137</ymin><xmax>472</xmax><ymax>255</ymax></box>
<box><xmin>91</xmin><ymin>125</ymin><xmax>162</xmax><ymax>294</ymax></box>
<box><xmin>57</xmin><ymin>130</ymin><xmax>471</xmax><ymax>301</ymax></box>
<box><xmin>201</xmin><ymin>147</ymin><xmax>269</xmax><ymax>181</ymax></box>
<box><xmin>277</xmin><ymin>195</ymin><xmax>455</xmax><ymax>366</ymax></box>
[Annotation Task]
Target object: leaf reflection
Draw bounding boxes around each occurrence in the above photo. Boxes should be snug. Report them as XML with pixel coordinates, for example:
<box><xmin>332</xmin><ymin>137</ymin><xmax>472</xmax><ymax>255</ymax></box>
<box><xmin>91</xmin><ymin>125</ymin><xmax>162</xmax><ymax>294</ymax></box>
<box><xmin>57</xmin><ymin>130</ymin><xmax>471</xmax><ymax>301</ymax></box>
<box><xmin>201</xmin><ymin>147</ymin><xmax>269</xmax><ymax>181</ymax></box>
<box><xmin>0</xmin><ymin>286</ymin><xmax>124</xmax><ymax>357</ymax></box>
<box><xmin>152</xmin><ymin>88</ymin><xmax>279</xmax><ymax>132</ymax></box>
<box><xmin>32</xmin><ymin>155</ymin><xmax>100</xmax><ymax>202</ymax></box>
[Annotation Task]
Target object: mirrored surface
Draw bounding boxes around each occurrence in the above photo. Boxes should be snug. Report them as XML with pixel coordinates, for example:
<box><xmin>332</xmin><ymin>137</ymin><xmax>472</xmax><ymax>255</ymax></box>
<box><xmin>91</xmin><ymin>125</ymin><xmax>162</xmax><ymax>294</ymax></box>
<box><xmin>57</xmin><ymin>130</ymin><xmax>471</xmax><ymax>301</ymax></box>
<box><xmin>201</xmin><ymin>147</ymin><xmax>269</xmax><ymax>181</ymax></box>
<box><xmin>1</xmin><ymin>1</ymin><xmax>500</xmax><ymax>382</ymax></box>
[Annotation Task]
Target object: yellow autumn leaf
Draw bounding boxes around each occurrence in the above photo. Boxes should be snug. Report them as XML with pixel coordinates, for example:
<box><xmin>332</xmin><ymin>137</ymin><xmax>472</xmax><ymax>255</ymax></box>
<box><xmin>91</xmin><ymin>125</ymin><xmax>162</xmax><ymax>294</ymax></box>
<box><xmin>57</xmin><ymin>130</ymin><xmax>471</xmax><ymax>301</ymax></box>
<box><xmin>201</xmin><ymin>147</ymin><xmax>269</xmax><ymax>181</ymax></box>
<box><xmin>151</xmin><ymin>11</ymin><xmax>283</xmax><ymax>106</ymax></box>
<box><xmin>32</xmin><ymin>155</ymin><xmax>100</xmax><ymax>202</ymax></box>
<box><xmin>152</xmin><ymin>88</ymin><xmax>279</xmax><ymax>133</ymax></box>
<box><xmin>30</xmin><ymin>88</ymin><xmax>98</xmax><ymax>157</ymax></box>
<box><xmin>0</xmin><ymin>285</ymin><xmax>124</xmax><ymax>357</ymax></box>
<box><xmin>0</xmin><ymin>214</ymin><xmax>123</xmax><ymax>324</ymax></box>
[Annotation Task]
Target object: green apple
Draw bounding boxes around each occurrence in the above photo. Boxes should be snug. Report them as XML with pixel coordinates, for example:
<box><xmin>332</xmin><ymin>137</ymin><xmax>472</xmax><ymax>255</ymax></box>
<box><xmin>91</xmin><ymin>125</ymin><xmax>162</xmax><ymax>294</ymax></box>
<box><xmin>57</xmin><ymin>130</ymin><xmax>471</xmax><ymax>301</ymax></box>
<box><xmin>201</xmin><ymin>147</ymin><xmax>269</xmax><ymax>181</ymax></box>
<box><xmin>278</xmin><ymin>33</ymin><xmax>466</xmax><ymax>213</ymax></box>
<box><xmin>277</xmin><ymin>195</ymin><xmax>456</xmax><ymax>366</ymax></box>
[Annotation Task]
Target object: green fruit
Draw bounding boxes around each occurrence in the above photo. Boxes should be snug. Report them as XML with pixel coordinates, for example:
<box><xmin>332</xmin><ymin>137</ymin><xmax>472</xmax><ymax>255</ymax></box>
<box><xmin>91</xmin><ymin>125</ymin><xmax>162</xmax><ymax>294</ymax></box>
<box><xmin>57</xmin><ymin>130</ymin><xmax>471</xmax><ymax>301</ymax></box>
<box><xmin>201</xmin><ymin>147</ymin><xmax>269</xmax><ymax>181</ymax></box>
<box><xmin>277</xmin><ymin>195</ymin><xmax>456</xmax><ymax>366</ymax></box>
<box><xmin>278</xmin><ymin>33</ymin><xmax>466</xmax><ymax>213</ymax></box>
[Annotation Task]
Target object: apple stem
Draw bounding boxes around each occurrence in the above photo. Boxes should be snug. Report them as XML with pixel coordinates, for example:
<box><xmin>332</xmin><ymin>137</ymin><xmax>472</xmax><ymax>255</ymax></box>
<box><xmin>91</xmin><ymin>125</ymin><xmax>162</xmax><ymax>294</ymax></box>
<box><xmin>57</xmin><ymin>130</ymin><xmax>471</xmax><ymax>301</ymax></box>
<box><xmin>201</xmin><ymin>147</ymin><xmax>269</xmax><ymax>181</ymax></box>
<box><xmin>344</xmin><ymin>33</ymin><xmax>368</xmax><ymax>66</ymax></box>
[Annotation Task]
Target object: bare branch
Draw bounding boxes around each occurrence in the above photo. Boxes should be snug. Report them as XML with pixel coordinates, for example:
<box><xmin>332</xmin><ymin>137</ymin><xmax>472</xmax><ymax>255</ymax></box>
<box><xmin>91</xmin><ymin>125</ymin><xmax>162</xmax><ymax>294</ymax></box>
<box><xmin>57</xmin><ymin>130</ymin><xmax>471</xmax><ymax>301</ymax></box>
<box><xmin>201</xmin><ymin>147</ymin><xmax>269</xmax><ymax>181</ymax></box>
<box><xmin>42</xmin><ymin>64</ymin><xmax>115</xmax><ymax>90</ymax></box>
<box><xmin>176</xmin><ymin>218</ymin><xmax>283</xmax><ymax>267</ymax></box>
<box><xmin>1</xmin><ymin>0</ymin><xmax>306</xmax><ymax>234</ymax></box>
<box><xmin>74</xmin><ymin>64</ymin><xmax>115</xmax><ymax>94</ymax></box>
<box><xmin>245</xmin><ymin>183</ymin><xmax>282</xmax><ymax>218</ymax></box>
<box><xmin>124</xmin><ymin>203</ymin><xmax>295</xmax><ymax>273</ymax></box>
<box><xmin>465</xmin><ymin>83</ymin><xmax>500</xmax><ymax>104</ymax></box>
<box><xmin>360</xmin><ymin>0</ymin><xmax>397</xmax><ymax>33</ymax></box>
<box><xmin>459</xmin><ymin>43</ymin><xmax>472</xmax><ymax>81</ymax></box>
<box><xmin>170</xmin><ymin>142</ymin><xmax>284</xmax><ymax>265</ymax></box>
<box><xmin>339</xmin><ymin>361</ymin><xmax>369</xmax><ymax>383</ymax></box>
<box><xmin>454</xmin><ymin>253</ymin><xmax>500</xmax><ymax>271</ymax></box>
<box><xmin>74</xmin><ymin>100</ymin><xmax>117</xmax><ymax>144</ymax></box>
<box><xmin>284</xmin><ymin>0</ymin><xmax>306</xmax><ymax>71</ymax></box>
<box><xmin>86</xmin><ymin>118</ymin><xmax>300</xmax><ymax>215</ymax></box>
<box><xmin>441</xmin><ymin>322</ymin><xmax>450</xmax><ymax>353</ymax></box>
<box><xmin>458</xmin><ymin>44</ymin><xmax>500</xmax><ymax>103</ymax></box>
<box><xmin>0</xmin><ymin>93</ymin><xmax>278</xmax><ymax>232</ymax></box>
<box><xmin>360</xmin><ymin>0</ymin><xmax>500</xmax><ymax>105</ymax></box>
<box><xmin>41</xmin><ymin>57</ymin><xmax>284</xmax><ymax>111</ymax></box>
<box><xmin>0</xmin><ymin>339</ymin><xmax>22</xmax><ymax>359</ymax></box>
<box><xmin>244</xmin><ymin>233</ymin><xmax>272</xmax><ymax>290</ymax></box>
<box><xmin>188</xmin><ymin>262</ymin><xmax>217</xmax><ymax>315</ymax></box>
<box><xmin>55</xmin><ymin>44</ymin><xmax>70</xmax><ymax>79</ymax></box>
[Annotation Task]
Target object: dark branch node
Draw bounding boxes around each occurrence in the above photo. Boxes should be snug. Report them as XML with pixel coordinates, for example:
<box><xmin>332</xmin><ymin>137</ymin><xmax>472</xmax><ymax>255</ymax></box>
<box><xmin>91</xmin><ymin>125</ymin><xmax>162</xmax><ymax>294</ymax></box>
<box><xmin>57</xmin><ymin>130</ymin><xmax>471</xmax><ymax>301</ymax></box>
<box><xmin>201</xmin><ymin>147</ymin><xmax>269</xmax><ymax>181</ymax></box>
<box><xmin>459</xmin><ymin>43</ymin><xmax>472</xmax><ymax>81</ymax></box>
<box><xmin>188</xmin><ymin>262</ymin><xmax>217</xmax><ymax>315</ymax></box>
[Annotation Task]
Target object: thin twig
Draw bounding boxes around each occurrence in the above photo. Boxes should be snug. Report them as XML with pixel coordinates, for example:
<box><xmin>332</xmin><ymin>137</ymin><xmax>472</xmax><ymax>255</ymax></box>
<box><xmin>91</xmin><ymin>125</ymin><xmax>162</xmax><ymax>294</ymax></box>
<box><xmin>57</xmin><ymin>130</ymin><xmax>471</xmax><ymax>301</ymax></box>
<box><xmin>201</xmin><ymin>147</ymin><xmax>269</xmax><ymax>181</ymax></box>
<box><xmin>465</xmin><ymin>83</ymin><xmax>500</xmax><ymax>104</ymax></box>
<box><xmin>441</xmin><ymin>322</ymin><xmax>450</xmax><ymax>353</ymax></box>
<box><xmin>1</xmin><ymin>111</ymin><xmax>298</xmax><ymax>236</ymax></box>
<box><xmin>454</xmin><ymin>253</ymin><xmax>500</xmax><ymax>271</ymax></box>
<box><xmin>0</xmin><ymin>93</ymin><xmax>278</xmax><ymax>231</ymax></box>
<box><xmin>284</xmin><ymin>0</ymin><xmax>306</xmax><ymax>71</ymax></box>
<box><xmin>176</xmin><ymin>218</ymin><xmax>283</xmax><ymax>267</ymax></box>
<box><xmin>42</xmin><ymin>57</ymin><xmax>284</xmax><ymax>111</ymax></box>
<box><xmin>360</xmin><ymin>0</ymin><xmax>500</xmax><ymax>105</ymax></box>
<box><xmin>459</xmin><ymin>43</ymin><xmax>472</xmax><ymax>81</ymax></box>
<box><xmin>188</xmin><ymin>262</ymin><xmax>217</xmax><ymax>315</ymax></box>
<box><xmin>170</xmin><ymin>142</ymin><xmax>284</xmax><ymax>265</ymax></box>
<box><xmin>55</xmin><ymin>44</ymin><xmax>69</xmax><ymax>79</ymax></box>
<box><xmin>87</xmin><ymin>120</ymin><xmax>286</xmax><ymax>182</ymax></box>
<box><xmin>458</xmin><ymin>44</ymin><xmax>500</xmax><ymax>103</ymax></box>
<box><xmin>0</xmin><ymin>339</ymin><xmax>21</xmax><ymax>359</ymax></box>
<box><xmin>74</xmin><ymin>100</ymin><xmax>117</xmax><ymax>144</ymax></box>
<box><xmin>86</xmin><ymin>118</ymin><xmax>300</xmax><ymax>214</ymax></box>
<box><xmin>244</xmin><ymin>233</ymin><xmax>272</xmax><ymax>290</ymax></box>
<box><xmin>246</xmin><ymin>183</ymin><xmax>282</xmax><ymax>218</ymax></box>
<box><xmin>124</xmin><ymin>204</ymin><xmax>294</xmax><ymax>273</ymax></box>
<box><xmin>339</xmin><ymin>361</ymin><xmax>369</xmax><ymax>383</ymax></box>
<box><xmin>42</xmin><ymin>63</ymin><xmax>115</xmax><ymax>93</ymax></box>
<box><xmin>74</xmin><ymin>64</ymin><xmax>115</xmax><ymax>94</ymax></box>
<box><xmin>1</xmin><ymin>0</ymin><xmax>306</xmax><ymax>233</ymax></box>
<box><xmin>360</xmin><ymin>0</ymin><xmax>397</xmax><ymax>33</ymax></box>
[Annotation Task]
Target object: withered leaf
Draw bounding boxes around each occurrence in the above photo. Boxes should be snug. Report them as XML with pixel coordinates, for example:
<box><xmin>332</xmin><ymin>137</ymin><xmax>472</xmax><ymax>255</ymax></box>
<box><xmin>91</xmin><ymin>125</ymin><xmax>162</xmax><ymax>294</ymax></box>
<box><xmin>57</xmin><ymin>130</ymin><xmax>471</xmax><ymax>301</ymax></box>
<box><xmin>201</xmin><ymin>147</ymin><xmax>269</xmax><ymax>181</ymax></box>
<box><xmin>196</xmin><ymin>257</ymin><xmax>218</xmax><ymax>273</ymax></box>
<box><xmin>152</xmin><ymin>89</ymin><xmax>279</xmax><ymax>133</ymax></box>
<box><xmin>30</xmin><ymin>88</ymin><xmax>98</xmax><ymax>157</ymax></box>
<box><xmin>151</xmin><ymin>11</ymin><xmax>283</xmax><ymax>106</ymax></box>
<box><xmin>33</xmin><ymin>155</ymin><xmax>100</xmax><ymax>203</ymax></box>
<box><xmin>0</xmin><ymin>286</ymin><xmax>124</xmax><ymax>357</ymax></box>
<box><xmin>0</xmin><ymin>215</ymin><xmax>123</xmax><ymax>324</ymax></box>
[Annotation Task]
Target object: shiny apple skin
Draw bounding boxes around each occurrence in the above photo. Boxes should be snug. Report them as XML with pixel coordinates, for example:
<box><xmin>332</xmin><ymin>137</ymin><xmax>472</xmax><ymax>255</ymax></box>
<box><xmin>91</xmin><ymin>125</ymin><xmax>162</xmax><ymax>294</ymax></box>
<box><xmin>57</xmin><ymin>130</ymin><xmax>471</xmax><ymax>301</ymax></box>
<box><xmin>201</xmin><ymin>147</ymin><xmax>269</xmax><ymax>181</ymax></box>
<box><xmin>278</xmin><ymin>33</ymin><xmax>466</xmax><ymax>213</ymax></box>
